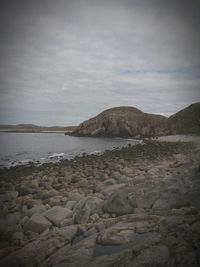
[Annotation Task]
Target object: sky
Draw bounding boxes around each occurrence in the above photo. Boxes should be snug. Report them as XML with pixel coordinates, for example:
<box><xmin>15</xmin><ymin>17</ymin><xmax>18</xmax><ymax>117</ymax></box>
<box><xmin>0</xmin><ymin>0</ymin><xmax>200</xmax><ymax>126</ymax></box>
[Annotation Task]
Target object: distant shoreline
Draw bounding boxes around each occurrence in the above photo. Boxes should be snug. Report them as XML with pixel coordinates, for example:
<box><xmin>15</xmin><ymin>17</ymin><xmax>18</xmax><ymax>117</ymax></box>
<box><xmin>0</xmin><ymin>124</ymin><xmax>77</xmax><ymax>134</ymax></box>
<box><xmin>0</xmin><ymin>129</ymin><xmax>72</xmax><ymax>134</ymax></box>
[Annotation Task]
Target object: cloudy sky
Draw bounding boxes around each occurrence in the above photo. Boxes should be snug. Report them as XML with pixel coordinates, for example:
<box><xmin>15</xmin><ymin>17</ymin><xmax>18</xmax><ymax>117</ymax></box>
<box><xmin>0</xmin><ymin>0</ymin><xmax>200</xmax><ymax>126</ymax></box>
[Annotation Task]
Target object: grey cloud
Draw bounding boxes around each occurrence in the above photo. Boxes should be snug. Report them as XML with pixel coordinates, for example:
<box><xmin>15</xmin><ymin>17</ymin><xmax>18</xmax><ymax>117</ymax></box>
<box><xmin>0</xmin><ymin>0</ymin><xmax>200</xmax><ymax>125</ymax></box>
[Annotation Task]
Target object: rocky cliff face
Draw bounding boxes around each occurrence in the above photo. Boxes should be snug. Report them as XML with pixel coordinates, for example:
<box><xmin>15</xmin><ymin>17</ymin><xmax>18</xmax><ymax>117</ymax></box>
<box><xmin>166</xmin><ymin>103</ymin><xmax>200</xmax><ymax>135</ymax></box>
<box><xmin>71</xmin><ymin>103</ymin><xmax>200</xmax><ymax>138</ymax></box>
<box><xmin>71</xmin><ymin>106</ymin><xmax>167</xmax><ymax>138</ymax></box>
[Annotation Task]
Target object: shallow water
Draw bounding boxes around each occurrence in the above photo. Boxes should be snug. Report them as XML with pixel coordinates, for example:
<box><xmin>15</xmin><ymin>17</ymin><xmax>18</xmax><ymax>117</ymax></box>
<box><xmin>0</xmin><ymin>133</ymin><xmax>140</xmax><ymax>168</ymax></box>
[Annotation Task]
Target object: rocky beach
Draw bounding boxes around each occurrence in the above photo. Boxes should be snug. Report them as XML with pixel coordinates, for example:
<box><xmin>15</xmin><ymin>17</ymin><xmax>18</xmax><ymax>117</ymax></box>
<box><xmin>1</xmin><ymin>0</ymin><xmax>200</xmax><ymax>265</ymax></box>
<box><xmin>0</xmin><ymin>137</ymin><xmax>200</xmax><ymax>266</ymax></box>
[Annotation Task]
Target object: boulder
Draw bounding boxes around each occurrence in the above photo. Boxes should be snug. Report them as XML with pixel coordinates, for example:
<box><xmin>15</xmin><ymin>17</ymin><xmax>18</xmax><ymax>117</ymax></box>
<box><xmin>74</xmin><ymin>197</ymin><xmax>103</xmax><ymax>224</ymax></box>
<box><xmin>132</xmin><ymin>245</ymin><xmax>170</xmax><ymax>266</ymax></box>
<box><xmin>43</xmin><ymin>206</ymin><xmax>73</xmax><ymax>227</ymax></box>
<box><xmin>100</xmin><ymin>184</ymin><xmax>126</xmax><ymax>196</ymax></box>
<box><xmin>60</xmin><ymin>217</ymin><xmax>74</xmax><ymax>227</ymax></box>
<box><xmin>89</xmin><ymin>233</ymin><xmax>163</xmax><ymax>267</ymax></box>
<box><xmin>40</xmin><ymin>235</ymin><xmax>96</xmax><ymax>267</ymax></box>
<box><xmin>0</xmin><ymin>191</ymin><xmax>18</xmax><ymax>202</ymax></box>
<box><xmin>88</xmin><ymin>249</ymin><xmax>132</xmax><ymax>267</ymax></box>
<box><xmin>66</xmin><ymin>200</ymin><xmax>77</xmax><ymax>210</ymax></box>
<box><xmin>97</xmin><ymin>228</ymin><xmax>134</xmax><ymax>245</ymax></box>
<box><xmin>102</xmin><ymin>179</ymin><xmax>116</xmax><ymax>186</ymax></box>
<box><xmin>12</xmin><ymin>231</ymin><xmax>24</xmax><ymax>241</ymax></box>
<box><xmin>26</xmin><ymin>205</ymin><xmax>47</xmax><ymax>217</ymax></box>
<box><xmin>16</xmin><ymin>185</ymin><xmax>33</xmax><ymax>196</ymax></box>
<box><xmin>0</xmin><ymin>226</ymin><xmax>77</xmax><ymax>267</ymax></box>
<box><xmin>97</xmin><ymin>223</ymin><xmax>161</xmax><ymax>247</ymax></box>
<box><xmin>153</xmin><ymin>192</ymin><xmax>190</xmax><ymax>210</ymax></box>
<box><xmin>0</xmin><ymin>213</ymin><xmax>22</xmax><ymax>241</ymax></box>
<box><xmin>103</xmin><ymin>190</ymin><xmax>133</xmax><ymax>214</ymax></box>
<box><xmin>121</xmin><ymin>167</ymin><xmax>133</xmax><ymax>176</ymax></box>
<box><xmin>23</xmin><ymin>213</ymin><xmax>52</xmax><ymax>234</ymax></box>
<box><xmin>67</xmin><ymin>191</ymin><xmax>84</xmax><ymax>201</ymax></box>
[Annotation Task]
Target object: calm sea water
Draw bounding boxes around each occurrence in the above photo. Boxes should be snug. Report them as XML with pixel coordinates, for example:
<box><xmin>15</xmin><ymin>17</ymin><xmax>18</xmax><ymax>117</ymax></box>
<box><xmin>0</xmin><ymin>133</ymin><xmax>140</xmax><ymax>168</ymax></box>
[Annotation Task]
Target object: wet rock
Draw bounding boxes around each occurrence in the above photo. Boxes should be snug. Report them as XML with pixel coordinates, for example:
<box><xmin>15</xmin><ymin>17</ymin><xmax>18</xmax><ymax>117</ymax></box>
<box><xmin>43</xmin><ymin>206</ymin><xmax>73</xmax><ymax>227</ymax></box>
<box><xmin>23</xmin><ymin>213</ymin><xmax>52</xmax><ymax>234</ymax></box>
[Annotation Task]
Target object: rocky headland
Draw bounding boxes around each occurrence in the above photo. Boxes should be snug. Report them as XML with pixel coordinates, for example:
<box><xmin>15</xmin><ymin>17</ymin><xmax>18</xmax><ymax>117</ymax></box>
<box><xmin>0</xmin><ymin>138</ymin><xmax>200</xmax><ymax>266</ymax></box>
<box><xmin>70</xmin><ymin>102</ymin><xmax>200</xmax><ymax>138</ymax></box>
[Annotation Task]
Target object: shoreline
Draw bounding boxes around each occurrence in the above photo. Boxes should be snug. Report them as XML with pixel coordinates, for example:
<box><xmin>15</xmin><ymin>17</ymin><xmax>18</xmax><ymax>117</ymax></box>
<box><xmin>0</xmin><ymin>139</ymin><xmax>193</xmax><ymax>176</ymax></box>
<box><xmin>1</xmin><ymin>134</ymin><xmax>199</xmax><ymax>172</ymax></box>
<box><xmin>0</xmin><ymin>136</ymin><xmax>142</xmax><ymax>171</ymax></box>
<box><xmin>0</xmin><ymin>130</ymin><xmax>71</xmax><ymax>134</ymax></box>
<box><xmin>0</xmin><ymin>139</ymin><xmax>200</xmax><ymax>266</ymax></box>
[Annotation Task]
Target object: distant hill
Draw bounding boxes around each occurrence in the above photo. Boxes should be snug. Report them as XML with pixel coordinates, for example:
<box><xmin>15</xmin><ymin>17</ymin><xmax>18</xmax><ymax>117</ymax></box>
<box><xmin>166</xmin><ymin>103</ymin><xmax>200</xmax><ymax>135</ymax></box>
<box><xmin>0</xmin><ymin>124</ymin><xmax>77</xmax><ymax>133</ymax></box>
<box><xmin>70</xmin><ymin>106</ymin><xmax>167</xmax><ymax>138</ymax></box>
<box><xmin>70</xmin><ymin>103</ymin><xmax>200</xmax><ymax>138</ymax></box>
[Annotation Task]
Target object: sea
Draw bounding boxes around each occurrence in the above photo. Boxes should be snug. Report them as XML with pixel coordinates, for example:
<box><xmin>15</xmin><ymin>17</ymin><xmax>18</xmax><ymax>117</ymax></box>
<box><xmin>0</xmin><ymin>133</ymin><xmax>141</xmax><ymax>168</ymax></box>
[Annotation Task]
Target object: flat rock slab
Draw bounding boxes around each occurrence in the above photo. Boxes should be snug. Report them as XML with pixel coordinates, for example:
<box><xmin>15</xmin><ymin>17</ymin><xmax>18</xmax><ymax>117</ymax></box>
<box><xmin>43</xmin><ymin>206</ymin><xmax>73</xmax><ymax>227</ymax></box>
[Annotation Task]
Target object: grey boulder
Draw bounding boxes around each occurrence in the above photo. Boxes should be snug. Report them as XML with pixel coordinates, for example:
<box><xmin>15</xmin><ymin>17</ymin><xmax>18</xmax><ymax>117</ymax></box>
<box><xmin>23</xmin><ymin>213</ymin><xmax>52</xmax><ymax>234</ymax></box>
<box><xmin>103</xmin><ymin>190</ymin><xmax>133</xmax><ymax>214</ymax></box>
<box><xmin>43</xmin><ymin>206</ymin><xmax>73</xmax><ymax>227</ymax></box>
